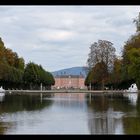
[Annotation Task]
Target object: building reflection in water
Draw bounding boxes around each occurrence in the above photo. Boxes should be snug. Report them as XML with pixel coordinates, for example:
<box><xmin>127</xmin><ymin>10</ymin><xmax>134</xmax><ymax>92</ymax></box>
<box><xmin>0</xmin><ymin>93</ymin><xmax>140</xmax><ymax>134</ymax></box>
<box><xmin>44</xmin><ymin>93</ymin><xmax>88</xmax><ymax>112</ymax></box>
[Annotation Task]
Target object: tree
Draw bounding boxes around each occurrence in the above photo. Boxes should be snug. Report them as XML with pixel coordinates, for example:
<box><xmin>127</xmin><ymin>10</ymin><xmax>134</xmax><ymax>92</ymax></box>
<box><xmin>85</xmin><ymin>61</ymin><xmax>109</xmax><ymax>90</ymax></box>
<box><xmin>133</xmin><ymin>12</ymin><xmax>140</xmax><ymax>32</ymax></box>
<box><xmin>23</xmin><ymin>62</ymin><xmax>38</xmax><ymax>89</ymax></box>
<box><xmin>0</xmin><ymin>38</ymin><xmax>6</xmax><ymax>64</ymax></box>
<box><xmin>0</xmin><ymin>37</ymin><xmax>25</xmax><ymax>89</ymax></box>
<box><xmin>85</xmin><ymin>70</ymin><xmax>94</xmax><ymax>87</ymax></box>
<box><xmin>23</xmin><ymin>62</ymin><xmax>55</xmax><ymax>90</ymax></box>
<box><xmin>17</xmin><ymin>57</ymin><xmax>25</xmax><ymax>70</ymax></box>
<box><xmin>109</xmin><ymin>57</ymin><xmax>123</xmax><ymax>89</ymax></box>
<box><xmin>121</xmin><ymin>30</ymin><xmax>140</xmax><ymax>88</ymax></box>
<box><xmin>4</xmin><ymin>48</ymin><xmax>16</xmax><ymax>67</ymax></box>
<box><xmin>87</xmin><ymin>40</ymin><xmax>116</xmax><ymax>71</ymax></box>
<box><xmin>45</xmin><ymin>72</ymin><xmax>55</xmax><ymax>86</ymax></box>
<box><xmin>86</xmin><ymin>40</ymin><xmax>116</xmax><ymax>89</ymax></box>
<box><xmin>93</xmin><ymin>61</ymin><xmax>108</xmax><ymax>89</ymax></box>
<box><xmin>127</xmin><ymin>48</ymin><xmax>140</xmax><ymax>89</ymax></box>
<box><xmin>0</xmin><ymin>37</ymin><xmax>54</xmax><ymax>90</ymax></box>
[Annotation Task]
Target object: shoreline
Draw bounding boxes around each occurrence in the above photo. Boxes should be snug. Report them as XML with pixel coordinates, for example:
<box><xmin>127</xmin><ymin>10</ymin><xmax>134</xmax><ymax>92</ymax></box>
<box><xmin>4</xmin><ymin>89</ymin><xmax>139</xmax><ymax>95</ymax></box>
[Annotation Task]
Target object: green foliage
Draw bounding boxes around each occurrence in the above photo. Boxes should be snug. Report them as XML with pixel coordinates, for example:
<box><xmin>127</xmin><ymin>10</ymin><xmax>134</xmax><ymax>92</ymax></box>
<box><xmin>92</xmin><ymin>61</ymin><xmax>108</xmax><ymax>85</ymax></box>
<box><xmin>108</xmin><ymin>58</ymin><xmax>123</xmax><ymax>88</ymax></box>
<box><xmin>86</xmin><ymin>39</ymin><xmax>115</xmax><ymax>89</ymax></box>
<box><xmin>85</xmin><ymin>70</ymin><xmax>93</xmax><ymax>86</ymax></box>
<box><xmin>0</xmin><ymin>62</ymin><xmax>23</xmax><ymax>89</ymax></box>
<box><xmin>0</xmin><ymin>37</ymin><xmax>54</xmax><ymax>90</ymax></box>
<box><xmin>23</xmin><ymin>62</ymin><xmax>36</xmax><ymax>84</ymax></box>
<box><xmin>23</xmin><ymin>62</ymin><xmax>55</xmax><ymax>89</ymax></box>
<box><xmin>127</xmin><ymin>48</ymin><xmax>140</xmax><ymax>89</ymax></box>
<box><xmin>0</xmin><ymin>37</ymin><xmax>25</xmax><ymax>88</ymax></box>
<box><xmin>16</xmin><ymin>57</ymin><xmax>25</xmax><ymax>70</ymax></box>
<box><xmin>85</xmin><ymin>61</ymin><xmax>109</xmax><ymax>89</ymax></box>
<box><xmin>121</xmin><ymin>32</ymin><xmax>140</xmax><ymax>89</ymax></box>
<box><xmin>85</xmin><ymin>12</ymin><xmax>140</xmax><ymax>90</ymax></box>
<box><xmin>45</xmin><ymin>71</ymin><xmax>55</xmax><ymax>86</ymax></box>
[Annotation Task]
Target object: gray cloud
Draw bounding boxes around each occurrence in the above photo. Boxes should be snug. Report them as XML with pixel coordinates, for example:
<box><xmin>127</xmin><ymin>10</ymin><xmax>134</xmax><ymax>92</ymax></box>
<box><xmin>0</xmin><ymin>6</ymin><xmax>139</xmax><ymax>71</ymax></box>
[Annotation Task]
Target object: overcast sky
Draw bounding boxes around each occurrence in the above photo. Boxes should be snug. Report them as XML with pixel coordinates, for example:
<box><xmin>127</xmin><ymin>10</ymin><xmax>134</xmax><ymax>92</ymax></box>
<box><xmin>0</xmin><ymin>6</ymin><xmax>140</xmax><ymax>72</ymax></box>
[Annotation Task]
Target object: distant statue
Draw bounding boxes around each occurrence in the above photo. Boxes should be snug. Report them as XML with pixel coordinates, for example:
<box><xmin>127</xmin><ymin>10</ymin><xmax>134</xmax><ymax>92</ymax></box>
<box><xmin>0</xmin><ymin>86</ymin><xmax>4</xmax><ymax>90</ymax></box>
<box><xmin>123</xmin><ymin>83</ymin><xmax>138</xmax><ymax>106</ymax></box>
<box><xmin>127</xmin><ymin>83</ymin><xmax>138</xmax><ymax>92</ymax></box>
<box><xmin>0</xmin><ymin>86</ymin><xmax>5</xmax><ymax>96</ymax></box>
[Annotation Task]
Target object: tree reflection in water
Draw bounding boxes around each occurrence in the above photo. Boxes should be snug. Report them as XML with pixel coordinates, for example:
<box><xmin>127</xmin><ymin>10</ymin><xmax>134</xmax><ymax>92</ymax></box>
<box><xmin>0</xmin><ymin>93</ymin><xmax>140</xmax><ymax>134</ymax></box>
<box><xmin>123</xmin><ymin>94</ymin><xmax>140</xmax><ymax>134</ymax></box>
<box><xmin>0</xmin><ymin>93</ymin><xmax>53</xmax><ymax>134</ymax></box>
<box><xmin>0</xmin><ymin>94</ymin><xmax>53</xmax><ymax>112</ymax></box>
<box><xmin>86</xmin><ymin>94</ymin><xmax>140</xmax><ymax>134</ymax></box>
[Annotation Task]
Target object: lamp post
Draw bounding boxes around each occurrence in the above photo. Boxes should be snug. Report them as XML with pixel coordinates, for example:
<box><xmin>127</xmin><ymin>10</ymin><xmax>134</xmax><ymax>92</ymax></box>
<box><xmin>69</xmin><ymin>75</ymin><xmax>71</xmax><ymax>89</ymax></box>
<box><xmin>40</xmin><ymin>83</ymin><xmax>43</xmax><ymax>103</ymax></box>
<box><xmin>40</xmin><ymin>83</ymin><xmax>42</xmax><ymax>91</ymax></box>
<box><xmin>90</xmin><ymin>82</ymin><xmax>91</xmax><ymax>90</ymax></box>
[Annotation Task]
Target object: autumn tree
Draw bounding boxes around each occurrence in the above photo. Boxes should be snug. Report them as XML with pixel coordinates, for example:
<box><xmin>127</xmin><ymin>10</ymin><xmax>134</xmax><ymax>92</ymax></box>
<box><xmin>5</xmin><ymin>48</ymin><xmax>17</xmax><ymax>67</ymax></box>
<box><xmin>0</xmin><ymin>37</ymin><xmax>54</xmax><ymax>90</ymax></box>
<box><xmin>87</xmin><ymin>40</ymin><xmax>116</xmax><ymax>71</ymax></box>
<box><xmin>85</xmin><ymin>70</ymin><xmax>94</xmax><ymax>88</ymax></box>
<box><xmin>0</xmin><ymin>37</ymin><xmax>25</xmax><ymax>89</ymax></box>
<box><xmin>121</xmin><ymin>27</ymin><xmax>140</xmax><ymax>89</ymax></box>
<box><xmin>108</xmin><ymin>57</ymin><xmax>124</xmax><ymax>89</ymax></box>
<box><xmin>17</xmin><ymin>57</ymin><xmax>25</xmax><ymax>70</ymax></box>
<box><xmin>86</xmin><ymin>40</ymin><xmax>116</xmax><ymax>89</ymax></box>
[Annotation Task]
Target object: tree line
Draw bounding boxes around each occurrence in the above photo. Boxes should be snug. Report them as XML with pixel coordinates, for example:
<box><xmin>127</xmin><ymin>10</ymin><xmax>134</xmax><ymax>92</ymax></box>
<box><xmin>0</xmin><ymin>38</ymin><xmax>55</xmax><ymax>90</ymax></box>
<box><xmin>85</xmin><ymin>12</ymin><xmax>140</xmax><ymax>90</ymax></box>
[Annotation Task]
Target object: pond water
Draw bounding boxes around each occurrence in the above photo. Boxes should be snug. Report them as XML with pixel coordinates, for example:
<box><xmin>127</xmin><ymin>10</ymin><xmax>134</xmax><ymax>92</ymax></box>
<box><xmin>0</xmin><ymin>93</ymin><xmax>140</xmax><ymax>134</ymax></box>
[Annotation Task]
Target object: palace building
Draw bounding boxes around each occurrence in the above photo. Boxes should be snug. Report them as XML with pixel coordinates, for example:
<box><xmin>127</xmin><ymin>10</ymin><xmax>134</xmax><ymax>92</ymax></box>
<box><xmin>53</xmin><ymin>74</ymin><xmax>87</xmax><ymax>89</ymax></box>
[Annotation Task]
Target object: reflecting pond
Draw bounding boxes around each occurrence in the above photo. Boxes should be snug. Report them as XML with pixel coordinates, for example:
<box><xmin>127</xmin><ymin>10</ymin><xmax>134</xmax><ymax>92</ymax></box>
<box><xmin>0</xmin><ymin>93</ymin><xmax>140</xmax><ymax>134</ymax></box>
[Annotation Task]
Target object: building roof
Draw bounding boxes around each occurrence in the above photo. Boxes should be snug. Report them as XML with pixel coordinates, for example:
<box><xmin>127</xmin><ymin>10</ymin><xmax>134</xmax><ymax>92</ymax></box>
<box><xmin>55</xmin><ymin>75</ymin><xmax>85</xmax><ymax>78</ymax></box>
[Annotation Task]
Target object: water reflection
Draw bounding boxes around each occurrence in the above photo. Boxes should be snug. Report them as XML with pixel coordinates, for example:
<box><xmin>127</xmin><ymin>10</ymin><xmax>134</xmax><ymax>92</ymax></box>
<box><xmin>0</xmin><ymin>94</ymin><xmax>53</xmax><ymax>134</ymax></box>
<box><xmin>0</xmin><ymin>96</ymin><xmax>4</xmax><ymax>102</ymax></box>
<box><xmin>0</xmin><ymin>122</ymin><xmax>12</xmax><ymax>134</ymax></box>
<box><xmin>123</xmin><ymin>93</ymin><xmax>138</xmax><ymax>106</ymax></box>
<box><xmin>122</xmin><ymin>94</ymin><xmax>140</xmax><ymax>134</ymax></box>
<box><xmin>44</xmin><ymin>93</ymin><xmax>86</xmax><ymax>109</ymax></box>
<box><xmin>86</xmin><ymin>93</ymin><xmax>140</xmax><ymax>134</ymax></box>
<box><xmin>87</xmin><ymin>96</ymin><xmax>124</xmax><ymax>134</ymax></box>
<box><xmin>42</xmin><ymin>93</ymin><xmax>89</xmax><ymax>134</ymax></box>
<box><xmin>0</xmin><ymin>94</ymin><xmax>53</xmax><ymax>112</ymax></box>
<box><xmin>0</xmin><ymin>93</ymin><xmax>140</xmax><ymax>134</ymax></box>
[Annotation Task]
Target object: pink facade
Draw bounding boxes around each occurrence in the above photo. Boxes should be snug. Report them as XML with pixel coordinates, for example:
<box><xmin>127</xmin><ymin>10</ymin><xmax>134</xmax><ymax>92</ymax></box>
<box><xmin>53</xmin><ymin>75</ymin><xmax>87</xmax><ymax>89</ymax></box>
